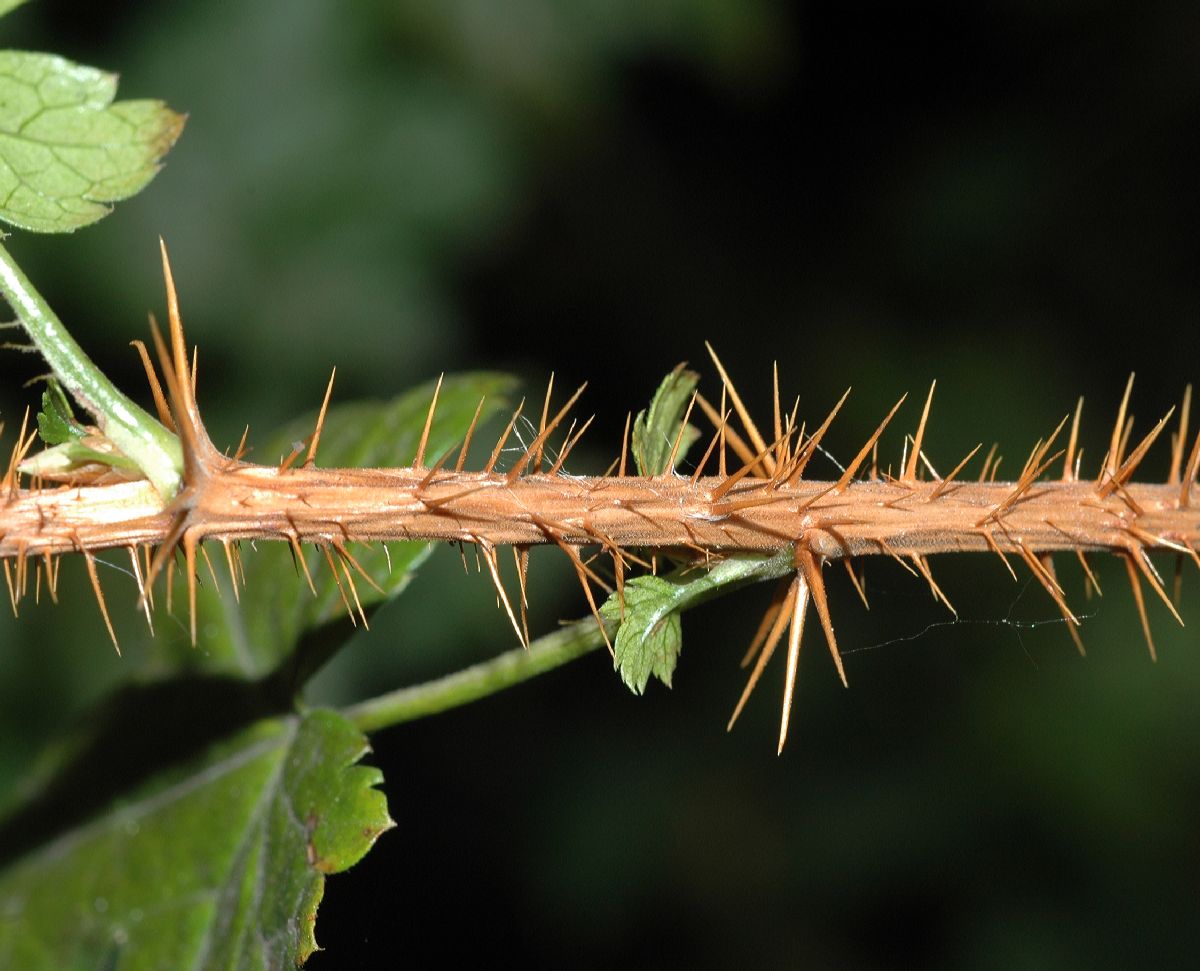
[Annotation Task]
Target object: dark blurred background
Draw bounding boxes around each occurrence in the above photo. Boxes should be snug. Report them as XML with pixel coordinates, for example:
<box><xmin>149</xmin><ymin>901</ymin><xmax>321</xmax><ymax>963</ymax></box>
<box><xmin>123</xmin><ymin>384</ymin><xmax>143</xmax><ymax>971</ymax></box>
<box><xmin>2</xmin><ymin>1</ymin><xmax>1199</xmax><ymax>966</ymax></box>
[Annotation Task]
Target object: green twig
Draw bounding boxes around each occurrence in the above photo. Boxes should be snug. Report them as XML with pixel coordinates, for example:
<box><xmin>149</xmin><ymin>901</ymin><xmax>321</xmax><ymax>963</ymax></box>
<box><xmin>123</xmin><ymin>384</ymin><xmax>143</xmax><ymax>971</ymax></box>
<box><xmin>342</xmin><ymin>616</ymin><xmax>609</xmax><ymax>734</ymax></box>
<box><xmin>0</xmin><ymin>240</ymin><xmax>182</xmax><ymax>498</ymax></box>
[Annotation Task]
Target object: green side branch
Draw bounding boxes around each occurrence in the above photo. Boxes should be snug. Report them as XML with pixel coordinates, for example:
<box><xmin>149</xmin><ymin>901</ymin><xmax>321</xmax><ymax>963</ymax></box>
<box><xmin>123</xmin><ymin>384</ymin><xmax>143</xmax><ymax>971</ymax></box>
<box><xmin>343</xmin><ymin>550</ymin><xmax>793</xmax><ymax>734</ymax></box>
<box><xmin>342</xmin><ymin>616</ymin><xmax>610</xmax><ymax>734</ymax></box>
<box><xmin>0</xmin><ymin>241</ymin><xmax>182</xmax><ymax>497</ymax></box>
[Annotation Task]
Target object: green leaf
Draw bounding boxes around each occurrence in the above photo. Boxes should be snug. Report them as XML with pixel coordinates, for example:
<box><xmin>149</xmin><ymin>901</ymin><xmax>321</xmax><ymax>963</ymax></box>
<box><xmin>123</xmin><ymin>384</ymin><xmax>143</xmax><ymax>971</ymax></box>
<box><xmin>21</xmin><ymin>381</ymin><xmax>142</xmax><ymax>477</ymax></box>
<box><xmin>602</xmin><ymin>575</ymin><xmax>684</xmax><ymax>694</ymax></box>
<box><xmin>0</xmin><ymin>50</ymin><xmax>184</xmax><ymax>232</ymax></box>
<box><xmin>0</xmin><ymin>1</ymin><xmax>29</xmax><ymax>20</ymax></box>
<box><xmin>189</xmin><ymin>373</ymin><xmax>518</xmax><ymax>679</ymax></box>
<box><xmin>632</xmin><ymin>364</ymin><xmax>700</xmax><ymax>475</ymax></box>
<box><xmin>0</xmin><ymin>707</ymin><xmax>391</xmax><ymax>970</ymax></box>
<box><xmin>601</xmin><ymin>550</ymin><xmax>793</xmax><ymax>695</ymax></box>
<box><xmin>35</xmin><ymin>381</ymin><xmax>83</xmax><ymax>446</ymax></box>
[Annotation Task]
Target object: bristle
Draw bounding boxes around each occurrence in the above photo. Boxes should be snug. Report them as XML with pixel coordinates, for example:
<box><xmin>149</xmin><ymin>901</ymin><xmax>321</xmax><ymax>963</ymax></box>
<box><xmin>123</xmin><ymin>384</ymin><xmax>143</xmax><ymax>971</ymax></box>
<box><xmin>289</xmin><ymin>534</ymin><xmax>318</xmax><ymax>596</ymax></box>
<box><xmin>976</xmin><ymin>415</ymin><xmax>1068</xmax><ymax>527</ymax></box>
<box><xmin>142</xmin><ymin>511</ymin><xmax>190</xmax><ymax>604</ymax></box>
<box><xmin>1181</xmin><ymin>425</ymin><xmax>1200</xmax><ymax>509</ymax></box>
<box><xmin>1014</xmin><ymin>541</ymin><xmax>1080</xmax><ymax>637</ymax></box>
<box><xmin>696</xmin><ymin>391</ymin><xmax>759</xmax><ymax>474</ymax></box>
<box><xmin>182</xmin><ymin>530</ymin><xmax>199</xmax><ymax>646</ymax></box>
<box><xmin>843</xmin><ymin>559</ymin><xmax>870</xmax><ymax>610</ymax></box>
<box><xmin>777</xmin><ymin>570</ymin><xmax>811</xmax><ymax>755</ymax></box>
<box><xmin>1074</xmin><ymin>549</ymin><xmax>1101</xmax><ymax>597</ymax></box>
<box><xmin>1041</xmin><ymin>554</ymin><xmax>1086</xmax><ymax>655</ymax></box>
<box><xmin>221</xmin><ymin>539</ymin><xmax>241</xmax><ymax>605</ymax></box>
<box><xmin>719</xmin><ymin>385</ymin><xmax>728</xmax><ymax>477</ymax></box>
<box><xmin>554</xmin><ymin>537</ymin><xmax>612</xmax><ymax>654</ymax></box>
<box><xmin>877</xmin><ymin>537</ymin><xmax>920</xmax><ymax>578</ymax></box>
<box><xmin>710</xmin><ymin>436</ymin><xmax>784</xmax><ymax>502</ymax></box>
<box><xmin>304</xmin><ymin>368</ymin><xmax>337</xmax><ymax>468</ymax></box>
<box><xmin>320</xmin><ymin>543</ymin><xmax>357</xmax><ymax>626</ymax></box>
<box><xmin>14</xmin><ymin>542</ymin><xmax>27</xmax><ymax>603</ymax></box>
<box><xmin>412</xmin><ymin>373</ymin><xmax>444</xmax><ymax>470</ymax></box>
<box><xmin>506</xmin><ymin>384</ymin><xmax>587</xmax><ymax>484</ymax></box>
<box><xmin>130</xmin><ymin>335</ymin><xmax>176</xmax><ymax>431</ymax></box>
<box><xmin>689</xmin><ymin>408</ymin><xmax>730</xmax><ymax>486</ymax></box>
<box><xmin>199</xmin><ymin>542</ymin><xmax>221</xmax><ymax>596</ymax></box>
<box><xmin>772</xmin><ymin>362</ymin><xmax>782</xmax><ymax>459</ymax></box>
<box><xmin>741</xmin><ymin>580</ymin><xmax>790</xmax><ymax>668</ymax></box>
<box><xmin>832</xmin><ymin>394</ymin><xmax>908</xmax><ymax>494</ymax></box>
<box><xmin>165</xmin><ymin>557</ymin><xmax>175</xmax><ymax>616</ymax></box>
<box><xmin>333</xmin><ymin>549</ymin><xmax>369</xmax><ymax>628</ymax></box>
<box><xmin>3</xmin><ymin>408</ymin><xmax>32</xmax><ymax>496</ymax></box>
<box><xmin>618</xmin><ymin>411</ymin><xmax>631</xmax><ymax>478</ymax></box>
<box><xmin>3</xmin><ymin>559</ymin><xmax>17</xmax><ymax>616</ymax></box>
<box><xmin>513</xmin><ymin>544</ymin><xmax>531</xmax><ymax>646</ymax></box>
<box><xmin>484</xmin><ymin>400</ymin><xmax>526</xmax><ymax>474</ymax></box>
<box><xmin>414</xmin><ymin>483</ymin><xmax>489</xmax><ymax>511</ymax></box>
<box><xmin>533</xmin><ymin>374</ymin><xmax>556</xmax><ymax>473</ymax></box>
<box><xmin>158</xmin><ymin>239</ymin><xmax>220</xmax><ymax>472</ymax></box>
<box><xmin>1168</xmin><ymin>385</ymin><xmax>1192</xmax><ymax>485</ymax></box>
<box><xmin>728</xmin><ymin>576</ymin><xmax>797</xmax><ymax>731</ymax></box>
<box><xmin>44</xmin><ymin>552</ymin><xmax>60</xmax><ymax>604</ymax></box>
<box><xmin>917</xmin><ymin>451</ymin><xmax>941</xmax><ymax>481</ymax></box>
<box><xmin>910</xmin><ymin>553</ymin><xmax>957</xmax><ymax>617</ymax></box>
<box><xmin>705</xmin><ymin>342</ymin><xmax>772</xmax><ymax>474</ymax></box>
<box><xmin>1106</xmin><ymin>374</ymin><xmax>1136</xmax><ymax>482</ymax></box>
<box><xmin>82</xmin><ymin>550</ymin><xmax>120</xmax><ymax>654</ymax></box>
<box><xmin>930</xmin><ymin>443</ymin><xmax>982</xmax><ymax>499</ymax></box>
<box><xmin>978</xmin><ymin>443</ymin><xmax>998</xmax><ymax>483</ymax></box>
<box><xmin>1117</xmin><ymin>416</ymin><xmax>1135</xmax><ymax>473</ymax></box>
<box><xmin>1098</xmin><ymin>406</ymin><xmax>1174</xmax><ymax>498</ymax></box>
<box><xmin>783</xmin><ymin>388</ymin><xmax>851</xmax><ymax>486</ymax></box>
<box><xmin>1123</xmin><ymin>552</ymin><xmax>1157</xmax><ymax>661</ymax></box>
<box><xmin>1062</xmin><ymin>397</ymin><xmax>1083</xmax><ymax>482</ymax></box>
<box><xmin>455</xmin><ymin>398</ymin><xmax>487</xmax><ymax>473</ymax></box>
<box><xmin>903</xmin><ymin>382</ymin><xmax>936</xmax><ymax>483</ymax></box>
<box><xmin>417</xmin><ymin>444</ymin><xmax>458</xmax><ymax>492</ymax></box>
<box><xmin>232</xmin><ymin>425</ymin><xmax>251</xmax><ymax>462</ymax></box>
<box><xmin>662</xmin><ymin>393</ymin><xmax>698</xmax><ymax>478</ymax></box>
<box><xmin>1127</xmin><ymin>543</ymin><xmax>1185</xmax><ymax>627</ymax></box>
<box><xmin>278</xmin><ymin>442</ymin><xmax>306</xmax><ymax>473</ymax></box>
<box><xmin>796</xmin><ymin>545</ymin><xmax>846</xmax><ymax>688</ymax></box>
<box><xmin>478</xmin><ymin>538</ymin><xmax>525</xmax><ymax>647</ymax></box>
<box><xmin>331</xmin><ymin>538</ymin><xmax>386</xmax><ymax>595</ymax></box>
<box><xmin>1126</xmin><ymin>523</ymin><xmax>1193</xmax><ymax>558</ymax></box>
<box><xmin>549</xmin><ymin>414</ymin><xmax>595</xmax><ymax>475</ymax></box>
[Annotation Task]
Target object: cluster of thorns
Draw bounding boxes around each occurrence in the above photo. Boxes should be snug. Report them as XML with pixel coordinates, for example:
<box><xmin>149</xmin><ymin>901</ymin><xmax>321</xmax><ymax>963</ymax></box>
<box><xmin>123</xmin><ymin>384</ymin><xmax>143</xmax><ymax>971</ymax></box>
<box><xmin>2</xmin><ymin>245</ymin><xmax>1199</xmax><ymax>749</ymax></box>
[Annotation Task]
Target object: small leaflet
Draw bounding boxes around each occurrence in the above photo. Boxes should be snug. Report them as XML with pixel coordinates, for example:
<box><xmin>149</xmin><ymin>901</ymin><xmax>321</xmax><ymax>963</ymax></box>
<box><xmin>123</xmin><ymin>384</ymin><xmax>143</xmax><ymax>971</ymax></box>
<box><xmin>631</xmin><ymin>365</ymin><xmax>701</xmax><ymax>475</ymax></box>
<box><xmin>602</xmin><ymin>574</ymin><xmax>684</xmax><ymax>694</ymax></box>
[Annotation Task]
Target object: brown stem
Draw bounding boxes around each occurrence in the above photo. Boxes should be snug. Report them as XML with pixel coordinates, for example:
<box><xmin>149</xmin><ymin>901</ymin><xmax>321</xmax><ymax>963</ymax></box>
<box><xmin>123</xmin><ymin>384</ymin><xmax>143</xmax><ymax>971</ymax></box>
<box><xmin>2</xmin><ymin>463</ymin><xmax>1196</xmax><ymax>561</ymax></box>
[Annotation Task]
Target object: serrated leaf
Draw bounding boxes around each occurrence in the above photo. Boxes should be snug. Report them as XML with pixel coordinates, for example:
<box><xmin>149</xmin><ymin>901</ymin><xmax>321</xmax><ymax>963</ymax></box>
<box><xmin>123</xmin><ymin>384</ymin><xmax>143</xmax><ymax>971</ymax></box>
<box><xmin>601</xmin><ymin>574</ymin><xmax>683</xmax><ymax>694</ymax></box>
<box><xmin>25</xmin><ymin>382</ymin><xmax>141</xmax><ymax>478</ymax></box>
<box><xmin>188</xmin><ymin>372</ymin><xmax>518</xmax><ymax>678</ymax></box>
<box><xmin>0</xmin><ymin>50</ymin><xmax>184</xmax><ymax>232</ymax></box>
<box><xmin>35</xmin><ymin>382</ymin><xmax>82</xmax><ymax>446</ymax></box>
<box><xmin>632</xmin><ymin>364</ymin><xmax>700</xmax><ymax>475</ymax></box>
<box><xmin>601</xmin><ymin>550</ymin><xmax>792</xmax><ymax>695</ymax></box>
<box><xmin>0</xmin><ymin>707</ymin><xmax>391</xmax><ymax>970</ymax></box>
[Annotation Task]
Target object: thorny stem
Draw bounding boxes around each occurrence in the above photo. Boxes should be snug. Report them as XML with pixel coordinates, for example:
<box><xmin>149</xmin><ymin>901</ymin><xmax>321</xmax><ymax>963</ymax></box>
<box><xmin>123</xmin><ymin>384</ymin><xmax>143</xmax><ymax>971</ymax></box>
<box><xmin>2</xmin><ymin>470</ymin><xmax>1196</xmax><ymax>561</ymax></box>
<box><xmin>0</xmin><ymin>241</ymin><xmax>182</xmax><ymax>499</ymax></box>
<box><xmin>2</xmin><ymin>242</ymin><xmax>1198</xmax><ymax>747</ymax></box>
<box><xmin>343</xmin><ymin>614</ymin><xmax>609</xmax><ymax>733</ymax></box>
